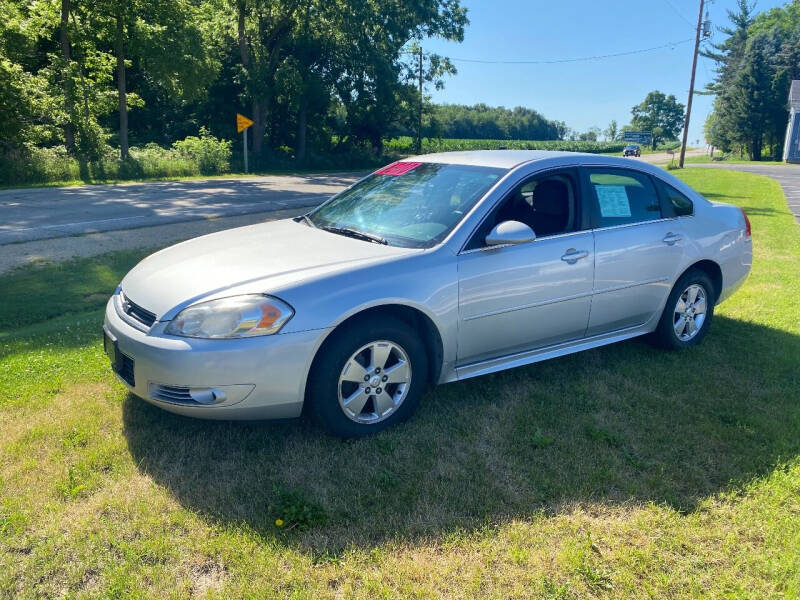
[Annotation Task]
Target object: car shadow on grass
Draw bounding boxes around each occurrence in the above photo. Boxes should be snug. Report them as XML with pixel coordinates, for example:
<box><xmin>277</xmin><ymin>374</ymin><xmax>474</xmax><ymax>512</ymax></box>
<box><xmin>122</xmin><ymin>316</ymin><xmax>800</xmax><ymax>554</ymax></box>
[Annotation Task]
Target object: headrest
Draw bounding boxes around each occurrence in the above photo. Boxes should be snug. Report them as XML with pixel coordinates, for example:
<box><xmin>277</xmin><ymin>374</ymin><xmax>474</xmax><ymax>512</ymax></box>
<box><xmin>533</xmin><ymin>180</ymin><xmax>568</xmax><ymax>215</ymax></box>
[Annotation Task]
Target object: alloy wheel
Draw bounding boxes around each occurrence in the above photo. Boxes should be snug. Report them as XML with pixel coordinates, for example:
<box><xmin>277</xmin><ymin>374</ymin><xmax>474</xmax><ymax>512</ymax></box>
<box><xmin>673</xmin><ymin>284</ymin><xmax>707</xmax><ymax>342</ymax></box>
<box><xmin>338</xmin><ymin>340</ymin><xmax>412</xmax><ymax>424</ymax></box>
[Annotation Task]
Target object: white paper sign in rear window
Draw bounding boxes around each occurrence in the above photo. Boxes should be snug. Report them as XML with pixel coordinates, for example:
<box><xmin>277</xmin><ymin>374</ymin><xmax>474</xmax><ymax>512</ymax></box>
<box><xmin>595</xmin><ymin>185</ymin><xmax>631</xmax><ymax>218</ymax></box>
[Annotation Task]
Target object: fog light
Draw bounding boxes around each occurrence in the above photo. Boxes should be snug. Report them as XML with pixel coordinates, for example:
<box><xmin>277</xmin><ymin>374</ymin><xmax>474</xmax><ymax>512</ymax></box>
<box><xmin>189</xmin><ymin>388</ymin><xmax>227</xmax><ymax>405</ymax></box>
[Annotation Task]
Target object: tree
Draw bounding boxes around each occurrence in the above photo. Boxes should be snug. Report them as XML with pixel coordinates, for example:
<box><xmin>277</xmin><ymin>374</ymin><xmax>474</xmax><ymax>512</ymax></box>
<box><xmin>332</xmin><ymin>1</ymin><xmax>467</xmax><ymax>152</ymax></box>
<box><xmin>578</xmin><ymin>126</ymin><xmax>601</xmax><ymax>142</ymax></box>
<box><xmin>701</xmin><ymin>0</ymin><xmax>755</xmax><ymax>95</ymax></box>
<box><xmin>630</xmin><ymin>91</ymin><xmax>685</xmax><ymax>149</ymax></box>
<box><xmin>725</xmin><ymin>34</ymin><xmax>782</xmax><ymax>160</ymax></box>
<box><xmin>704</xmin><ymin>1</ymin><xmax>800</xmax><ymax>159</ymax></box>
<box><xmin>422</xmin><ymin>104</ymin><xmax>565</xmax><ymax>140</ymax></box>
<box><xmin>604</xmin><ymin>119</ymin><xmax>618</xmax><ymax>141</ymax></box>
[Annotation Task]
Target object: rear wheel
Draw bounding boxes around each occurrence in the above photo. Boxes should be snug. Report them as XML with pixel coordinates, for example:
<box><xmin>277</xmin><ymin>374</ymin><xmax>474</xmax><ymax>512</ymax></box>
<box><xmin>307</xmin><ymin>317</ymin><xmax>428</xmax><ymax>437</ymax></box>
<box><xmin>651</xmin><ymin>269</ymin><xmax>715</xmax><ymax>349</ymax></box>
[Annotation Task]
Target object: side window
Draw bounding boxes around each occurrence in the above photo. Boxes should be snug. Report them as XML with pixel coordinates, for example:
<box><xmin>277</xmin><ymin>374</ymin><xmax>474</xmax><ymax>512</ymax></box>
<box><xmin>586</xmin><ymin>168</ymin><xmax>662</xmax><ymax>228</ymax></box>
<box><xmin>465</xmin><ymin>170</ymin><xmax>578</xmax><ymax>250</ymax></box>
<box><xmin>656</xmin><ymin>179</ymin><xmax>694</xmax><ymax>217</ymax></box>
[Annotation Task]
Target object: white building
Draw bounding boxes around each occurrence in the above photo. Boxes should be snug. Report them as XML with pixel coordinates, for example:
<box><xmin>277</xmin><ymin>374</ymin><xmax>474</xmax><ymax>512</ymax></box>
<box><xmin>783</xmin><ymin>80</ymin><xmax>800</xmax><ymax>163</ymax></box>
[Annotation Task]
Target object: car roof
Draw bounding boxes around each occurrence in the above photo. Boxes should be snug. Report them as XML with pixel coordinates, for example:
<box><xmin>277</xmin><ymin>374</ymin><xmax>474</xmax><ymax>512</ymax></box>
<box><xmin>408</xmin><ymin>150</ymin><xmax>583</xmax><ymax>169</ymax></box>
<box><xmin>398</xmin><ymin>150</ymin><xmax>707</xmax><ymax>207</ymax></box>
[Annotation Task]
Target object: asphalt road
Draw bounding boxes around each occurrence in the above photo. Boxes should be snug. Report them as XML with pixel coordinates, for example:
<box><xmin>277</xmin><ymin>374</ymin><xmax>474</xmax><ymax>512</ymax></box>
<box><xmin>688</xmin><ymin>162</ymin><xmax>800</xmax><ymax>223</ymax></box>
<box><xmin>632</xmin><ymin>148</ymin><xmax>707</xmax><ymax>164</ymax></box>
<box><xmin>0</xmin><ymin>173</ymin><xmax>362</xmax><ymax>244</ymax></box>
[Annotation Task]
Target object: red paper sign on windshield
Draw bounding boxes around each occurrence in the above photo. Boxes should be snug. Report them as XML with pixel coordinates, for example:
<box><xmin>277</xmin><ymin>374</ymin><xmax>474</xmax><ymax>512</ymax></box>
<box><xmin>375</xmin><ymin>161</ymin><xmax>422</xmax><ymax>176</ymax></box>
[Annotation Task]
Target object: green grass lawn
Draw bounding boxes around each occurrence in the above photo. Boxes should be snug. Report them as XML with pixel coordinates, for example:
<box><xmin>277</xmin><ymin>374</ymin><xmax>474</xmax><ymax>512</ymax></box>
<box><xmin>1</xmin><ymin>169</ymin><xmax>798</xmax><ymax>598</ymax></box>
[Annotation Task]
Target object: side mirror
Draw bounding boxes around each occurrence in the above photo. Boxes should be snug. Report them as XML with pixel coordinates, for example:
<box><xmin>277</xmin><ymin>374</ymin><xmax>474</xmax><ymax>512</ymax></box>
<box><xmin>485</xmin><ymin>220</ymin><xmax>536</xmax><ymax>246</ymax></box>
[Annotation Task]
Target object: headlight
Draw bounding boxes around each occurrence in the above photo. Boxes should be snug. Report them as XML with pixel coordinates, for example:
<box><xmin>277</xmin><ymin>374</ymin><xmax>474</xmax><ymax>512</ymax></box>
<box><xmin>165</xmin><ymin>295</ymin><xmax>294</xmax><ymax>339</ymax></box>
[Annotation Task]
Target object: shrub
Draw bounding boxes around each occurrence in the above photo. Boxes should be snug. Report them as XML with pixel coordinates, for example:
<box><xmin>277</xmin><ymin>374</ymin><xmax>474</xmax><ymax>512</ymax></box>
<box><xmin>172</xmin><ymin>127</ymin><xmax>232</xmax><ymax>175</ymax></box>
<box><xmin>656</xmin><ymin>141</ymin><xmax>682</xmax><ymax>152</ymax></box>
<box><xmin>127</xmin><ymin>143</ymin><xmax>197</xmax><ymax>179</ymax></box>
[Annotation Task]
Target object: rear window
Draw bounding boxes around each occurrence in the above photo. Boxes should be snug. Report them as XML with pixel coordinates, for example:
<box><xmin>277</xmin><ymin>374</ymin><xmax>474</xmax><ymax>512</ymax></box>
<box><xmin>656</xmin><ymin>179</ymin><xmax>694</xmax><ymax>217</ymax></box>
<box><xmin>587</xmin><ymin>168</ymin><xmax>662</xmax><ymax>227</ymax></box>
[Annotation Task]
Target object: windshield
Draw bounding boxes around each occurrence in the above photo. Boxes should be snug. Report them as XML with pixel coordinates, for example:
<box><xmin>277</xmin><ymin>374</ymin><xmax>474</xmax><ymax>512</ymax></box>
<box><xmin>307</xmin><ymin>162</ymin><xmax>506</xmax><ymax>248</ymax></box>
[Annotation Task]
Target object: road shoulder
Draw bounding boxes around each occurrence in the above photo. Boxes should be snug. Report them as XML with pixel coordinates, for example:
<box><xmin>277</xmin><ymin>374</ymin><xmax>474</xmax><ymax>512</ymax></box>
<box><xmin>0</xmin><ymin>206</ymin><xmax>312</xmax><ymax>275</ymax></box>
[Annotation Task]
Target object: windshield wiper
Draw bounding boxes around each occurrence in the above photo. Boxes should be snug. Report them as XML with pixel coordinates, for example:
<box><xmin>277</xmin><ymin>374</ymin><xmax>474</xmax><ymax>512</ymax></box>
<box><xmin>321</xmin><ymin>226</ymin><xmax>388</xmax><ymax>245</ymax></box>
<box><xmin>294</xmin><ymin>214</ymin><xmax>316</xmax><ymax>228</ymax></box>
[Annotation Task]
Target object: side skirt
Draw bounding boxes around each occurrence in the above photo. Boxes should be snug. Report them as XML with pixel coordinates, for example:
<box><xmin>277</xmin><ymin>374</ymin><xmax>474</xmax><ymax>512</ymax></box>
<box><xmin>452</xmin><ymin>323</ymin><xmax>654</xmax><ymax>382</ymax></box>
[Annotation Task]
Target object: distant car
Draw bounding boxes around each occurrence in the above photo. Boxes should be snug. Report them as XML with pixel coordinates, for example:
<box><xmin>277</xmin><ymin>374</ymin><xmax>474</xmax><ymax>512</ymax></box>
<box><xmin>104</xmin><ymin>151</ymin><xmax>752</xmax><ymax>437</ymax></box>
<box><xmin>623</xmin><ymin>144</ymin><xmax>641</xmax><ymax>157</ymax></box>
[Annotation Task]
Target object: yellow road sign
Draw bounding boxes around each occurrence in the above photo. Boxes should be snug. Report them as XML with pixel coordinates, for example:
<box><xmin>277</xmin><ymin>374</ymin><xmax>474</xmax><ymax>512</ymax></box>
<box><xmin>236</xmin><ymin>113</ymin><xmax>254</xmax><ymax>133</ymax></box>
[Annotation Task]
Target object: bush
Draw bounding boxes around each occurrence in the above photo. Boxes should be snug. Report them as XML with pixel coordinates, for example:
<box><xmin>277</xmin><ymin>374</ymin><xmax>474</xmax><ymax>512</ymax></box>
<box><xmin>657</xmin><ymin>141</ymin><xmax>682</xmax><ymax>152</ymax></box>
<box><xmin>0</xmin><ymin>132</ymin><xmax>232</xmax><ymax>186</ymax></box>
<box><xmin>172</xmin><ymin>127</ymin><xmax>231</xmax><ymax>175</ymax></box>
<box><xmin>126</xmin><ymin>143</ymin><xmax>197</xmax><ymax>179</ymax></box>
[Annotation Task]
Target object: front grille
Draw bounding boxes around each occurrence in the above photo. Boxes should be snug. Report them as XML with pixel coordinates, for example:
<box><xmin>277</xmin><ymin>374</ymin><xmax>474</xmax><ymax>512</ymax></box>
<box><xmin>116</xmin><ymin>353</ymin><xmax>135</xmax><ymax>387</ymax></box>
<box><xmin>150</xmin><ymin>384</ymin><xmax>199</xmax><ymax>405</ymax></box>
<box><xmin>120</xmin><ymin>292</ymin><xmax>156</xmax><ymax>328</ymax></box>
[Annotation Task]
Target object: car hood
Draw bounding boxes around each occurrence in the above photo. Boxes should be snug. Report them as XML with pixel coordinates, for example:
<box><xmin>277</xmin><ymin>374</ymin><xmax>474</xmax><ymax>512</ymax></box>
<box><xmin>120</xmin><ymin>219</ymin><xmax>415</xmax><ymax>319</ymax></box>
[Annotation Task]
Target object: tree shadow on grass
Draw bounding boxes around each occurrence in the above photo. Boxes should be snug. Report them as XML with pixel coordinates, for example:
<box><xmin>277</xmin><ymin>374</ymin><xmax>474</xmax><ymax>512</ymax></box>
<box><xmin>122</xmin><ymin>316</ymin><xmax>800</xmax><ymax>554</ymax></box>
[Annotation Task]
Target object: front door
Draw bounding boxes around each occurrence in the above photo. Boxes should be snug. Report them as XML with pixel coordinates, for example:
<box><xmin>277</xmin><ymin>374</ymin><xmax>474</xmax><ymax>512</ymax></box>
<box><xmin>457</xmin><ymin>168</ymin><xmax>594</xmax><ymax>364</ymax></box>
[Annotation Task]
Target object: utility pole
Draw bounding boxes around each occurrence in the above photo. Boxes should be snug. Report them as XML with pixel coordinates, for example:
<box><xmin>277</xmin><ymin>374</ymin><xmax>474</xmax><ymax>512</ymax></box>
<box><xmin>679</xmin><ymin>0</ymin><xmax>708</xmax><ymax>167</ymax></box>
<box><xmin>243</xmin><ymin>127</ymin><xmax>248</xmax><ymax>174</ymax></box>
<box><xmin>417</xmin><ymin>46</ymin><xmax>423</xmax><ymax>155</ymax></box>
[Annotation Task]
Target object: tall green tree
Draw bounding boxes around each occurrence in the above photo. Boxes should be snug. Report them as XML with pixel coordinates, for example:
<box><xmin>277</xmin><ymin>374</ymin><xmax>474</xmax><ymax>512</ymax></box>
<box><xmin>232</xmin><ymin>0</ymin><xmax>300</xmax><ymax>154</ymax></box>
<box><xmin>705</xmin><ymin>1</ymin><xmax>800</xmax><ymax>159</ymax></box>
<box><xmin>630</xmin><ymin>91</ymin><xmax>685</xmax><ymax>149</ymax></box>
<box><xmin>604</xmin><ymin>119</ymin><xmax>618</xmax><ymax>141</ymax></box>
<box><xmin>76</xmin><ymin>0</ymin><xmax>215</xmax><ymax>159</ymax></box>
<box><xmin>0</xmin><ymin>0</ymin><xmax>46</xmax><ymax>148</ymax></box>
<box><xmin>725</xmin><ymin>34</ymin><xmax>783</xmax><ymax>160</ymax></box>
<box><xmin>701</xmin><ymin>0</ymin><xmax>755</xmax><ymax>95</ymax></box>
<box><xmin>329</xmin><ymin>1</ymin><xmax>467</xmax><ymax>152</ymax></box>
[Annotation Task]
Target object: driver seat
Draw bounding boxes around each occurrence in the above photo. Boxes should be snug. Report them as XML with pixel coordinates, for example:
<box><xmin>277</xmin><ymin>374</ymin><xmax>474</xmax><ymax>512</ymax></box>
<box><xmin>530</xmin><ymin>180</ymin><xmax>569</xmax><ymax>236</ymax></box>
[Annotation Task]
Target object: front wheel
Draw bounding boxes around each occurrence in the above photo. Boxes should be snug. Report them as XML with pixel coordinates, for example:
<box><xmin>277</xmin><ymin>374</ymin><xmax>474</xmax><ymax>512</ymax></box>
<box><xmin>650</xmin><ymin>269</ymin><xmax>715</xmax><ymax>350</ymax></box>
<box><xmin>307</xmin><ymin>317</ymin><xmax>428</xmax><ymax>437</ymax></box>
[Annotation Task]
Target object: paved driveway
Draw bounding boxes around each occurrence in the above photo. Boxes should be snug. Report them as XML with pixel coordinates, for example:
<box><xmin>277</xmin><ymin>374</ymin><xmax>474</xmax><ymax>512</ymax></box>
<box><xmin>0</xmin><ymin>173</ymin><xmax>362</xmax><ymax>244</ymax></box>
<box><xmin>688</xmin><ymin>163</ymin><xmax>800</xmax><ymax>223</ymax></box>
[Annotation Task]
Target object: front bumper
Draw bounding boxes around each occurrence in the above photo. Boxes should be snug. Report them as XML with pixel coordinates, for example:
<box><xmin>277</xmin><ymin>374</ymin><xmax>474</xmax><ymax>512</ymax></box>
<box><xmin>104</xmin><ymin>296</ymin><xmax>330</xmax><ymax>419</ymax></box>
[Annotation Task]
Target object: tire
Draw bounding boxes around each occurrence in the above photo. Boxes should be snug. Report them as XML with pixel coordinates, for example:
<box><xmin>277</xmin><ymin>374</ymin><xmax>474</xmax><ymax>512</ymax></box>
<box><xmin>650</xmin><ymin>269</ymin><xmax>716</xmax><ymax>350</ymax></box>
<box><xmin>306</xmin><ymin>316</ymin><xmax>429</xmax><ymax>437</ymax></box>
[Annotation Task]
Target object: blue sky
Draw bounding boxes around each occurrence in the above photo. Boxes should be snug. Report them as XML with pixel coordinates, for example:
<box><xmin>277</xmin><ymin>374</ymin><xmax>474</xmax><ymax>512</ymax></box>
<box><xmin>421</xmin><ymin>0</ymin><xmax>787</xmax><ymax>143</ymax></box>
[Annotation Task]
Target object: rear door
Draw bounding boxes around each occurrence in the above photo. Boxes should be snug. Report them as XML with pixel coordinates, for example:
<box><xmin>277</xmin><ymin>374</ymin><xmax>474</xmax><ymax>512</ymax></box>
<box><xmin>582</xmin><ymin>166</ymin><xmax>686</xmax><ymax>336</ymax></box>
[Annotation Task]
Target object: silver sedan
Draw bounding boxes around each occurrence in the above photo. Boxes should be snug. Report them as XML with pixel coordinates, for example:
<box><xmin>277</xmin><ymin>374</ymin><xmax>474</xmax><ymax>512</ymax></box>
<box><xmin>104</xmin><ymin>151</ymin><xmax>752</xmax><ymax>436</ymax></box>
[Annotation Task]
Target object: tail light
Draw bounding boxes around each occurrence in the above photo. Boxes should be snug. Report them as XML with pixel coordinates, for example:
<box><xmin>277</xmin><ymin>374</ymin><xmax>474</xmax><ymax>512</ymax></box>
<box><xmin>741</xmin><ymin>209</ymin><xmax>751</xmax><ymax>238</ymax></box>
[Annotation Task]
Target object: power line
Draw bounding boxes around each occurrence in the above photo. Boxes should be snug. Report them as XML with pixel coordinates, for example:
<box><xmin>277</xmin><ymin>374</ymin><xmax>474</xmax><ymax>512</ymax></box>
<box><xmin>443</xmin><ymin>38</ymin><xmax>694</xmax><ymax>65</ymax></box>
<box><xmin>663</xmin><ymin>0</ymin><xmax>696</xmax><ymax>27</ymax></box>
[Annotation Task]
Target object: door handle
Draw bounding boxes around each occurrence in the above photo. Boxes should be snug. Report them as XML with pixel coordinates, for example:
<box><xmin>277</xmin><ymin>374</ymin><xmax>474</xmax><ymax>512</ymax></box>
<box><xmin>663</xmin><ymin>232</ymin><xmax>683</xmax><ymax>245</ymax></box>
<box><xmin>561</xmin><ymin>249</ymin><xmax>589</xmax><ymax>264</ymax></box>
